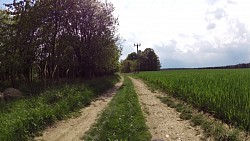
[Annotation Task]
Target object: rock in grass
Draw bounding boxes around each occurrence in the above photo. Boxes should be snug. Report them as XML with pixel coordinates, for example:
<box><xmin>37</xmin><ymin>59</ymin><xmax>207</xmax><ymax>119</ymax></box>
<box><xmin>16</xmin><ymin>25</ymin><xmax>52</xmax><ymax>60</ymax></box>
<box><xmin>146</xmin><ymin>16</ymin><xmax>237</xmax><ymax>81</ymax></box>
<box><xmin>0</xmin><ymin>92</ymin><xmax>4</xmax><ymax>102</ymax></box>
<box><xmin>3</xmin><ymin>88</ymin><xmax>23</xmax><ymax>101</ymax></box>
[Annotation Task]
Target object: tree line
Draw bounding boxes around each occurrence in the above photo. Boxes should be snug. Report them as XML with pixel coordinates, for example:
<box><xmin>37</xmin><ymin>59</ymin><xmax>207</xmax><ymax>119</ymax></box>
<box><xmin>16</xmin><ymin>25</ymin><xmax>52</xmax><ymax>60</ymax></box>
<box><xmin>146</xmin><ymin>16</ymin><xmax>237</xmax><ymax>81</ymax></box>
<box><xmin>121</xmin><ymin>48</ymin><xmax>161</xmax><ymax>73</ymax></box>
<box><xmin>199</xmin><ymin>63</ymin><xmax>250</xmax><ymax>69</ymax></box>
<box><xmin>0</xmin><ymin>0</ymin><xmax>121</xmax><ymax>86</ymax></box>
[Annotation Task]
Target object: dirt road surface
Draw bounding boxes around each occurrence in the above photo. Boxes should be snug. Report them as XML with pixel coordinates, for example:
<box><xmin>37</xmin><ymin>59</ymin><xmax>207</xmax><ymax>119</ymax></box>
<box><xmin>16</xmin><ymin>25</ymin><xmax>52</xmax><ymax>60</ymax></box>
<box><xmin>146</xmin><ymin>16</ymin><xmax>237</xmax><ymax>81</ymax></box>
<box><xmin>130</xmin><ymin>77</ymin><xmax>205</xmax><ymax>141</ymax></box>
<box><xmin>34</xmin><ymin>79</ymin><xmax>123</xmax><ymax>141</ymax></box>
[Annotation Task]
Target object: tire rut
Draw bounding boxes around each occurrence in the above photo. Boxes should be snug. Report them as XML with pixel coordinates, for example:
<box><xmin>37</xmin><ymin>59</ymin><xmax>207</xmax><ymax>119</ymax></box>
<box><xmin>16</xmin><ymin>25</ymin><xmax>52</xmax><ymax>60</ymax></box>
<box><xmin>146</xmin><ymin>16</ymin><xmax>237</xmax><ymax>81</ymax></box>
<box><xmin>34</xmin><ymin>78</ymin><xmax>123</xmax><ymax>141</ymax></box>
<box><xmin>130</xmin><ymin>77</ymin><xmax>205</xmax><ymax>141</ymax></box>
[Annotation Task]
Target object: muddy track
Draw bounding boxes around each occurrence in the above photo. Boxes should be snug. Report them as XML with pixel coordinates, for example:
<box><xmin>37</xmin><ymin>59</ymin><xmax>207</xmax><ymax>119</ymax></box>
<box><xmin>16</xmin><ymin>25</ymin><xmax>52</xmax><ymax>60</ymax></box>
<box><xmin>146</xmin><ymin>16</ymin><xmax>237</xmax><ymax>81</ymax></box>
<box><xmin>34</xmin><ymin>78</ymin><xmax>123</xmax><ymax>141</ymax></box>
<box><xmin>130</xmin><ymin>77</ymin><xmax>205</xmax><ymax>141</ymax></box>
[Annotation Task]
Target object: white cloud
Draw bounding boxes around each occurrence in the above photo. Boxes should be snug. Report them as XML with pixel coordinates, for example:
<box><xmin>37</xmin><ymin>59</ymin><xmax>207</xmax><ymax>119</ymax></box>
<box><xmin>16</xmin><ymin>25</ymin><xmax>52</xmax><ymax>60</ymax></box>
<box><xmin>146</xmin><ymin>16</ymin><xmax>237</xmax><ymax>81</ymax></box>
<box><xmin>206</xmin><ymin>22</ymin><xmax>216</xmax><ymax>30</ymax></box>
<box><xmin>110</xmin><ymin>0</ymin><xmax>250</xmax><ymax>68</ymax></box>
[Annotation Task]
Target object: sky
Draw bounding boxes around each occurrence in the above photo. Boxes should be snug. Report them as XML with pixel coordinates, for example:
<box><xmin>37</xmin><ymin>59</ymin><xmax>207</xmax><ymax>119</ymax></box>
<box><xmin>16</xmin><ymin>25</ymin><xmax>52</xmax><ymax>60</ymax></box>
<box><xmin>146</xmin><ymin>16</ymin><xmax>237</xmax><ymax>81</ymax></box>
<box><xmin>0</xmin><ymin>0</ymin><xmax>12</xmax><ymax>8</ymax></box>
<box><xmin>109</xmin><ymin>0</ymin><xmax>250</xmax><ymax>68</ymax></box>
<box><xmin>1</xmin><ymin>0</ymin><xmax>250</xmax><ymax>68</ymax></box>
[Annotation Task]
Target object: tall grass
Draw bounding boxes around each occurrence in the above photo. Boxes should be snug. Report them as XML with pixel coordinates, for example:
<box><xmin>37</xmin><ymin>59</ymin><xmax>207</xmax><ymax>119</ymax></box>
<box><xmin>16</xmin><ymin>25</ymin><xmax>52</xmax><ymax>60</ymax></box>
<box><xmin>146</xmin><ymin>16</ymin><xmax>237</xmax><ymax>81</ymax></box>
<box><xmin>84</xmin><ymin>77</ymin><xmax>151</xmax><ymax>141</ymax></box>
<box><xmin>0</xmin><ymin>75</ymin><xmax>120</xmax><ymax>141</ymax></box>
<box><xmin>136</xmin><ymin>69</ymin><xmax>250</xmax><ymax>131</ymax></box>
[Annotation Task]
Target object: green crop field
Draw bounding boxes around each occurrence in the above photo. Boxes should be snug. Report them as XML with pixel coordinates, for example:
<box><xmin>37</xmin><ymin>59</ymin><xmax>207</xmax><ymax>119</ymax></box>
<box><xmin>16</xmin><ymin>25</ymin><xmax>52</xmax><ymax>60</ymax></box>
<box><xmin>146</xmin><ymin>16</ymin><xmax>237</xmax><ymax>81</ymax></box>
<box><xmin>135</xmin><ymin>69</ymin><xmax>250</xmax><ymax>131</ymax></box>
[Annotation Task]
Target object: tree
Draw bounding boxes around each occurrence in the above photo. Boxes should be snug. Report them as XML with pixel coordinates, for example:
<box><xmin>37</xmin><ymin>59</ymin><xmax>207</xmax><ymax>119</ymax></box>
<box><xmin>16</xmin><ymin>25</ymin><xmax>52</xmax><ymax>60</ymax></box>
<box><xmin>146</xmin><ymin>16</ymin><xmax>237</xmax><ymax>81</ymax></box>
<box><xmin>139</xmin><ymin>48</ymin><xmax>161</xmax><ymax>71</ymax></box>
<box><xmin>127</xmin><ymin>52</ymin><xmax>137</xmax><ymax>61</ymax></box>
<box><xmin>120</xmin><ymin>60</ymin><xmax>137</xmax><ymax>73</ymax></box>
<box><xmin>0</xmin><ymin>0</ymin><xmax>121</xmax><ymax>86</ymax></box>
<box><xmin>0</xmin><ymin>7</ymin><xmax>22</xmax><ymax>85</ymax></box>
<box><xmin>1</xmin><ymin>0</ymin><xmax>45</xmax><ymax>83</ymax></box>
<box><xmin>121</xmin><ymin>48</ymin><xmax>161</xmax><ymax>73</ymax></box>
<box><xmin>0</xmin><ymin>10</ymin><xmax>10</xmax><ymax>81</ymax></box>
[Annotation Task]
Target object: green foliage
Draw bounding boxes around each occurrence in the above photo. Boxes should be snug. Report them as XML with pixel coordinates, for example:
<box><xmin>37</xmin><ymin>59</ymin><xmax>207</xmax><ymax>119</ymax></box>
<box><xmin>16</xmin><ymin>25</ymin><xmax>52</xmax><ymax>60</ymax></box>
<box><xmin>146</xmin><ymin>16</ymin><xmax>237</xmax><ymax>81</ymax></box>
<box><xmin>84</xmin><ymin>77</ymin><xmax>151</xmax><ymax>141</ymax></box>
<box><xmin>159</xmin><ymin>96</ymin><xmax>242</xmax><ymax>141</ymax></box>
<box><xmin>121</xmin><ymin>48</ymin><xmax>160</xmax><ymax>73</ymax></box>
<box><xmin>127</xmin><ymin>52</ymin><xmax>138</xmax><ymax>61</ymax></box>
<box><xmin>120</xmin><ymin>60</ymin><xmax>137</xmax><ymax>73</ymax></box>
<box><xmin>0</xmin><ymin>0</ymin><xmax>121</xmax><ymax>83</ymax></box>
<box><xmin>136</xmin><ymin>69</ymin><xmax>250</xmax><ymax>131</ymax></box>
<box><xmin>139</xmin><ymin>48</ymin><xmax>161</xmax><ymax>71</ymax></box>
<box><xmin>0</xmin><ymin>75</ymin><xmax>119</xmax><ymax>141</ymax></box>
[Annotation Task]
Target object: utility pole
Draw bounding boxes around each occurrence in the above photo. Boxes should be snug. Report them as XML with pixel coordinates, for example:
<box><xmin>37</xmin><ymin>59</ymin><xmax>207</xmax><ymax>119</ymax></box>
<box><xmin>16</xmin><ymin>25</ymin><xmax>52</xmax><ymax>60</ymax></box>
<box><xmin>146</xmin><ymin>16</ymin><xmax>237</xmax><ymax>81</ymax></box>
<box><xmin>134</xmin><ymin>43</ymin><xmax>141</xmax><ymax>73</ymax></box>
<box><xmin>134</xmin><ymin>43</ymin><xmax>141</xmax><ymax>55</ymax></box>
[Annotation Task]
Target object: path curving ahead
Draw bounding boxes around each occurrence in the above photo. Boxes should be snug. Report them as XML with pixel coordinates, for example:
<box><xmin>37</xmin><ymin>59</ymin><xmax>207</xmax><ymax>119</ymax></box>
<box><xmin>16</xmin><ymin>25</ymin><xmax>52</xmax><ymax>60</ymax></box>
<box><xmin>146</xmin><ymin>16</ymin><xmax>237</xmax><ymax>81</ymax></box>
<box><xmin>130</xmin><ymin>77</ymin><xmax>205</xmax><ymax>141</ymax></box>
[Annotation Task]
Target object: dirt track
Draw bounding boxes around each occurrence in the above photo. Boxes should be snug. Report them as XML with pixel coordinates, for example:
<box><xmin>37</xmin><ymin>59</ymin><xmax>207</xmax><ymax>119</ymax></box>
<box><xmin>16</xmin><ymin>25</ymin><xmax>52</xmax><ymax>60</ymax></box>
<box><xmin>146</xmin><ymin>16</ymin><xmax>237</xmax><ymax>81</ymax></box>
<box><xmin>34</xmin><ymin>77</ymin><xmax>206</xmax><ymax>141</ymax></box>
<box><xmin>130</xmin><ymin>77</ymin><xmax>205</xmax><ymax>141</ymax></box>
<box><xmin>34</xmin><ymin>79</ymin><xmax>123</xmax><ymax>141</ymax></box>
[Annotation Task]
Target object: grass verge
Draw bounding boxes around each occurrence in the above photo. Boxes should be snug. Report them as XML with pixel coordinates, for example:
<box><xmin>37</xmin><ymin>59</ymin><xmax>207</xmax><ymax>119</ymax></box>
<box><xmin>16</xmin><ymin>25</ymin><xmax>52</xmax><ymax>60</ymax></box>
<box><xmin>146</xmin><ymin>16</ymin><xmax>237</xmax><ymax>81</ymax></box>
<box><xmin>158</xmin><ymin>96</ymin><xmax>242</xmax><ymax>141</ymax></box>
<box><xmin>131</xmin><ymin>73</ymin><xmax>249</xmax><ymax>141</ymax></box>
<box><xmin>84</xmin><ymin>76</ymin><xmax>151</xmax><ymax>141</ymax></box>
<box><xmin>0</xmin><ymin>75</ymin><xmax>120</xmax><ymax>141</ymax></box>
<box><xmin>134</xmin><ymin>70</ymin><xmax>250</xmax><ymax>131</ymax></box>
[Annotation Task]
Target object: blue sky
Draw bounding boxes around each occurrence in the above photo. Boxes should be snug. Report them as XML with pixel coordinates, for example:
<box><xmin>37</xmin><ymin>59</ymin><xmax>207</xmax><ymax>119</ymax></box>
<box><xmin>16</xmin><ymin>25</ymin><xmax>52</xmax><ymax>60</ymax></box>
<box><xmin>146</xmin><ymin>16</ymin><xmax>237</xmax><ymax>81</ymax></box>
<box><xmin>0</xmin><ymin>0</ymin><xmax>13</xmax><ymax>8</ymax></box>
<box><xmin>1</xmin><ymin>0</ymin><xmax>250</xmax><ymax>68</ymax></box>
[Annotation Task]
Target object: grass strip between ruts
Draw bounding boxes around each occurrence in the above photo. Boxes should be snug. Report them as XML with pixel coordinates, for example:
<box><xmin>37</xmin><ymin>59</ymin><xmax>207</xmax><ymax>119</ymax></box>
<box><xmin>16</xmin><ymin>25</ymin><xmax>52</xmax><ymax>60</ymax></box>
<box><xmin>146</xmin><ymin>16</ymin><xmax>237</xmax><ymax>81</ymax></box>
<box><xmin>84</xmin><ymin>76</ymin><xmax>151</xmax><ymax>141</ymax></box>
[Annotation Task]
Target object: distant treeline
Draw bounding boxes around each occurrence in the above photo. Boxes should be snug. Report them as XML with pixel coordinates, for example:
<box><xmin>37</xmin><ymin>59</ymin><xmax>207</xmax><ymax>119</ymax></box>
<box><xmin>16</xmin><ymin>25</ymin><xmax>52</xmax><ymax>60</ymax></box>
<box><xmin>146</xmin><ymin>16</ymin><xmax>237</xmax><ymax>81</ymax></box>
<box><xmin>161</xmin><ymin>63</ymin><xmax>250</xmax><ymax>70</ymax></box>
<box><xmin>199</xmin><ymin>63</ymin><xmax>250</xmax><ymax>69</ymax></box>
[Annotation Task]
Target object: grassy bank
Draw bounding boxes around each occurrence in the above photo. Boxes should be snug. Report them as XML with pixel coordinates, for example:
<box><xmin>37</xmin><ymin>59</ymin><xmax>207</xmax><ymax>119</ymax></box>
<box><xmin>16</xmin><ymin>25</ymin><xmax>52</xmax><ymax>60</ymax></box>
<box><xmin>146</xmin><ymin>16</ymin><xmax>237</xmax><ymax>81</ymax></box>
<box><xmin>158</xmin><ymin>96</ymin><xmax>242</xmax><ymax>141</ymax></box>
<box><xmin>84</xmin><ymin>77</ymin><xmax>151</xmax><ymax>141</ymax></box>
<box><xmin>0</xmin><ymin>75</ymin><xmax>120</xmax><ymax>141</ymax></box>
